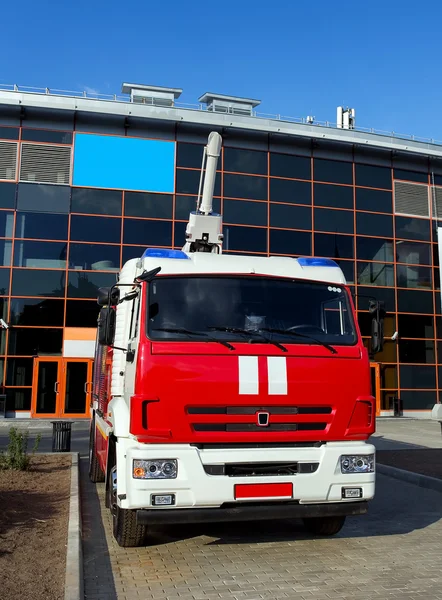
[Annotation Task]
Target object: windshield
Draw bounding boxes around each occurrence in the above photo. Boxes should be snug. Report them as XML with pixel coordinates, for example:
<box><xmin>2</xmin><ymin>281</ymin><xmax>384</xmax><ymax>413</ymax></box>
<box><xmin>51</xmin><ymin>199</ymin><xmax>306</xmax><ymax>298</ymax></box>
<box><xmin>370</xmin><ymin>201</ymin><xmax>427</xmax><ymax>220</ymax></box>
<box><xmin>147</xmin><ymin>276</ymin><xmax>357</xmax><ymax>347</ymax></box>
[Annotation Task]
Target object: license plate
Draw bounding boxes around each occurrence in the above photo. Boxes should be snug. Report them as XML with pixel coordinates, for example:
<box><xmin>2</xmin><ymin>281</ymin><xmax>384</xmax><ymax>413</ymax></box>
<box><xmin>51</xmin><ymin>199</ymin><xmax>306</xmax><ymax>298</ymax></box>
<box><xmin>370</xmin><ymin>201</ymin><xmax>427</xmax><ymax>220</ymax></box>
<box><xmin>234</xmin><ymin>482</ymin><xmax>293</xmax><ymax>500</ymax></box>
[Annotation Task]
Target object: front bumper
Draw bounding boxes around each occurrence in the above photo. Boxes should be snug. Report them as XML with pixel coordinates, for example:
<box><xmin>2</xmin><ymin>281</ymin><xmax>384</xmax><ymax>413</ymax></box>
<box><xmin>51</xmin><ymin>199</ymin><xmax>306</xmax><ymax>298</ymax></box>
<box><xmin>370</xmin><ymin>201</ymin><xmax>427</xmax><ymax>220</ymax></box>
<box><xmin>137</xmin><ymin>500</ymin><xmax>368</xmax><ymax>525</ymax></box>
<box><xmin>118</xmin><ymin>440</ymin><xmax>375</xmax><ymax>512</ymax></box>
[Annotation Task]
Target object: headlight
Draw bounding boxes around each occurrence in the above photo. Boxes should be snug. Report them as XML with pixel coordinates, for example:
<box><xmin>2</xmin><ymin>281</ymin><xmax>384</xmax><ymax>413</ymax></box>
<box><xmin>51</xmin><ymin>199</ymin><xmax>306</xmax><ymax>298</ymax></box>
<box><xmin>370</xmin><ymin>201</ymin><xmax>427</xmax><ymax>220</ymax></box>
<box><xmin>340</xmin><ymin>454</ymin><xmax>374</xmax><ymax>474</ymax></box>
<box><xmin>133</xmin><ymin>459</ymin><xmax>178</xmax><ymax>479</ymax></box>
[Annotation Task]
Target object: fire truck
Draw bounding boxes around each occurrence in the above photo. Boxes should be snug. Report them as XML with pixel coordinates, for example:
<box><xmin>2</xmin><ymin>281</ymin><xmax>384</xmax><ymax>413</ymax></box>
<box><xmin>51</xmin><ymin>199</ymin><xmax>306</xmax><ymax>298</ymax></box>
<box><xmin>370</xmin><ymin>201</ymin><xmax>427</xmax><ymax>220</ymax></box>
<box><xmin>89</xmin><ymin>132</ymin><xmax>384</xmax><ymax>547</ymax></box>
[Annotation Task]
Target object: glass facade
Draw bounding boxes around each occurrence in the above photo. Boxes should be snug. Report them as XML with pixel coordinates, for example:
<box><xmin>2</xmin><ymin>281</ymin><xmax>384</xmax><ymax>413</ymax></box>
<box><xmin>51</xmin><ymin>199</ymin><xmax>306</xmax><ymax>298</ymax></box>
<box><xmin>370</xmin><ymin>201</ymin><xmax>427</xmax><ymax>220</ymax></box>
<box><xmin>1</xmin><ymin>114</ymin><xmax>442</xmax><ymax>414</ymax></box>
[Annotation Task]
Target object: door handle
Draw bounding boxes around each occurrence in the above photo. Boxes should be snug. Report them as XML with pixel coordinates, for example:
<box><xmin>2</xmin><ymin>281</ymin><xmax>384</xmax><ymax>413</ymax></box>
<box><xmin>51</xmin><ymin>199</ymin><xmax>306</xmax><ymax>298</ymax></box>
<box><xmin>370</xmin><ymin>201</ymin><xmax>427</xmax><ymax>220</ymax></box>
<box><xmin>84</xmin><ymin>382</ymin><xmax>92</xmax><ymax>394</ymax></box>
<box><xmin>54</xmin><ymin>381</ymin><xmax>59</xmax><ymax>394</ymax></box>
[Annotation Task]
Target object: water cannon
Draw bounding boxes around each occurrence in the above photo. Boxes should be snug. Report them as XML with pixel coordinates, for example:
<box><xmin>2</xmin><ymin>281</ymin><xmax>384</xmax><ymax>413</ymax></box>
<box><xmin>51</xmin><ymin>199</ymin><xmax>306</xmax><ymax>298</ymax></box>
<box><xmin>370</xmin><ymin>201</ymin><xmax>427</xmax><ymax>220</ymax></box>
<box><xmin>183</xmin><ymin>132</ymin><xmax>224</xmax><ymax>254</ymax></box>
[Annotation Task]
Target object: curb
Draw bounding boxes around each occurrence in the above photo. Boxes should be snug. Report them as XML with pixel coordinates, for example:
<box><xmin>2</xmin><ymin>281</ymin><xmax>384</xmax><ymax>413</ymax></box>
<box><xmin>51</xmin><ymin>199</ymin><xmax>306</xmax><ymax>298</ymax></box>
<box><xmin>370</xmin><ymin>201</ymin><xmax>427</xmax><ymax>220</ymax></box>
<box><xmin>377</xmin><ymin>462</ymin><xmax>442</xmax><ymax>494</ymax></box>
<box><xmin>64</xmin><ymin>453</ymin><xmax>84</xmax><ymax>600</ymax></box>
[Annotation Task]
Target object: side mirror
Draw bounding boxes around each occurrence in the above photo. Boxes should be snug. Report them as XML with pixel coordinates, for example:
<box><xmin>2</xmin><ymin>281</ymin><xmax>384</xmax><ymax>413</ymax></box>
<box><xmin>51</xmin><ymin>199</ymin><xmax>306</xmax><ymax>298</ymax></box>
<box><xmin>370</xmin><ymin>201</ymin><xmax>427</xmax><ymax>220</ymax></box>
<box><xmin>97</xmin><ymin>286</ymin><xmax>120</xmax><ymax>307</ymax></box>
<box><xmin>369</xmin><ymin>299</ymin><xmax>386</xmax><ymax>357</ymax></box>
<box><xmin>97</xmin><ymin>306</ymin><xmax>116</xmax><ymax>346</ymax></box>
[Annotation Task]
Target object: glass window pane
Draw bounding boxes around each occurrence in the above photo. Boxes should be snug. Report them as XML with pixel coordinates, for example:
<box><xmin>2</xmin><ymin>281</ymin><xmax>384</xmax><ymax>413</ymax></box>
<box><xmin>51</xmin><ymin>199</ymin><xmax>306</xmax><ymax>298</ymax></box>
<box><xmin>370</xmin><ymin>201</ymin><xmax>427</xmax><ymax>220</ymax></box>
<box><xmin>0</xmin><ymin>211</ymin><xmax>14</xmax><ymax>238</ymax></box>
<box><xmin>355</xmin><ymin>188</ymin><xmax>392</xmax><ymax>213</ymax></box>
<box><xmin>397</xmin><ymin>265</ymin><xmax>432</xmax><ymax>289</ymax></box>
<box><xmin>224</xmin><ymin>199</ymin><xmax>268</xmax><ymax>226</ymax></box>
<box><xmin>399</xmin><ymin>340</ymin><xmax>435</xmax><ymax>364</ymax></box>
<box><xmin>175</xmin><ymin>195</ymin><xmax>221</xmax><ymax>220</ymax></box>
<box><xmin>400</xmin><ymin>365</ymin><xmax>436</xmax><ymax>389</ymax></box>
<box><xmin>314</xmin><ymin>208</ymin><xmax>354</xmax><ymax>234</ymax></box>
<box><xmin>224</xmin><ymin>148</ymin><xmax>267</xmax><ymax>175</ymax></box>
<box><xmin>401</xmin><ymin>390</ymin><xmax>436</xmax><ymax>409</ymax></box>
<box><xmin>395</xmin><ymin>216</ymin><xmax>430</xmax><ymax>241</ymax></box>
<box><xmin>355</xmin><ymin>164</ymin><xmax>392</xmax><ymax>189</ymax></box>
<box><xmin>335</xmin><ymin>260</ymin><xmax>355</xmax><ymax>284</ymax></box>
<box><xmin>356</xmin><ymin>213</ymin><xmax>393</xmax><ymax>237</ymax></box>
<box><xmin>396</xmin><ymin>241</ymin><xmax>430</xmax><ymax>265</ymax></box>
<box><xmin>176</xmin><ymin>169</ymin><xmax>221</xmax><ymax>196</ymax></box>
<box><xmin>71</xmin><ymin>188</ymin><xmax>122</xmax><ymax>216</ymax></box>
<box><xmin>65</xmin><ymin>300</ymin><xmax>100</xmax><ymax>327</ymax></box>
<box><xmin>0</xmin><ymin>268</ymin><xmax>10</xmax><ymax>295</ymax></box>
<box><xmin>10</xmin><ymin>297</ymin><xmax>64</xmax><ymax>326</ymax></box>
<box><xmin>358</xmin><ymin>312</ymin><xmax>395</xmax><ymax>337</ymax></box>
<box><xmin>269</xmin><ymin>229</ymin><xmax>311</xmax><ymax>256</ymax></box>
<box><xmin>0</xmin><ymin>240</ymin><xmax>12</xmax><ymax>266</ymax></box>
<box><xmin>269</xmin><ymin>179</ymin><xmax>311</xmax><ymax>205</ymax></box>
<box><xmin>314</xmin><ymin>183</ymin><xmax>353</xmax><ymax>209</ymax></box>
<box><xmin>6</xmin><ymin>389</ymin><xmax>32</xmax><ymax>411</ymax></box>
<box><xmin>6</xmin><ymin>358</ymin><xmax>33</xmax><ymax>386</ymax></box>
<box><xmin>69</xmin><ymin>243</ymin><xmax>120</xmax><ymax>271</ymax></box>
<box><xmin>270</xmin><ymin>204</ymin><xmax>311</xmax><ymax>230</ymax></box>
<box><xmin>8</xmin><ymin>328</ymin><xmax>63</xmax><ymax>355</ymax></box>
<box><xmin>124</xmin><ymin>192</ymin><xmax>172</xmax><ymax>219</ymax></box>
<box><xmin>0</xmin><ymin>126</ymin><xmax>19</xmax><ymax>140</ymax></box>
<box><xmin>123</xmin><ymin>218</ymin><xmax>172</xmax><ymax>246</ymax></box>
<box><xmin>13</xmin><ymin>241</ymin><xmax>67</xmax><ymax>268</ymax></box>
<box><xmin>174</xmin><ymin>222</ymin><xmax>187</xmax><ymax>248</ymax></box>
<box><xmin>270</xmin><ymin>153</ymin><xmax>311</xmax><ymax>180</ymax></box>
<box><xmin>363</xmin><ymin>338</ymin><xmax>397</xmax><ymax>361</ymax></box>
<box><xmin>64</xmin><ymin>362</ymin><xmax>88</xmax><ymax>413</ymax></box>
<box><xmin>398</xmin><ymin>314</ymin><xmax>434</xmax><ymax>339</ymax></box>
<box><xmin>122</xmin><ymin>245</ymin><xmax>146</xmax><ymax>264</ymax></box>
<box><xmin>357</xmin><ymin>286</ymin><xmax>396</xmax><ymax>312</ymax></box>
<box><xmin>15</xmin><ymin>212</ymin><xmax>68</xmax><ymax>240</ymax></box>
<box><xmin>12</xmin><ymin>269</ymin><xmax>65</xmax><ymax>297</ymax></box>
<box><xmin>0</xmin><ymin>183</ymin><xmax>17</xmax><ymax>209</ymax></box>
<box><xmin>397</xmin><ymin>289</ymin><xmax>433</xmax><ymax>314</ymax></box>
<box><xmin>224</xmin><ymin>225</ymin><xmax>267</xmax><ymax>253</ymax></box>
<box><xmin>176</xmin><ymin>143</ymin><xmax>204</xmax><ymax>168</ymax></box>
<box><xmin>21</xmin><ymin>129</ymin><xmax>72</xmax><ymax>144</ymax></box>
<box><xmin>70</xmin><ymin>215</ymin><xmax>121</xmax><ymax>243</ymax></box>
<box><xmin>356</xmin><ymin>237</ymin><xmax>394</xmax><ymax>262</ymax></box>
<box><xmin>314</xmin><ymin>233</ymin><xmax>354</xmax><ymax>259</ymax></box>
<box><xmin>357</xmin><ymin>262</ymin><xmax>394</xmax><ymax>286</ymax></box>
<box><xmin>394</xmin><ymin>169</ymin><xmax>428</xmax><ymax>183</ymax></box>
<box><xmin>381</xmin><ymin>365</ymin><xmax>398</xmax><ymax>388</ymax></box>
<box><xmin>17</xmin><ymin>184</ymin><xmax>70</xmax><ymax>213</ymax></box>
<box><xmin>314</xmin><ymin>159</ymin><xmax>353</xmax><ymax>185</ymax></box>
<box><xmin>67</xmin><ymin>272</ymin><xmax>117</xmax><ymax>299</ymax></box>
<box><xmin>224</xmin><ymin>174</ymin><xmax>267</xmax><ymax>201</ymax></box>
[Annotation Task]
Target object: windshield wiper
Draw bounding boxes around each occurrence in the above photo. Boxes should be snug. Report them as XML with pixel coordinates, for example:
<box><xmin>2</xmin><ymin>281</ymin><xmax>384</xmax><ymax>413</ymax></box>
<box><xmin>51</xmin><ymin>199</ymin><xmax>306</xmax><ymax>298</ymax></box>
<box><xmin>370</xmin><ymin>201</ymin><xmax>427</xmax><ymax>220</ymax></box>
<box><xmin>260</xmin><ymin>327</ymin><xmax>337</xmax><ymax>354</ymax></box>
<box><xmin>208</xmin><ymin>326</ymin><xmax>287</xmax><ymax>353</ymax></box>
<box><xmin>152</xmin><ymin>327</ymin><xmax>235</xmax><ymax>350</ymax></box>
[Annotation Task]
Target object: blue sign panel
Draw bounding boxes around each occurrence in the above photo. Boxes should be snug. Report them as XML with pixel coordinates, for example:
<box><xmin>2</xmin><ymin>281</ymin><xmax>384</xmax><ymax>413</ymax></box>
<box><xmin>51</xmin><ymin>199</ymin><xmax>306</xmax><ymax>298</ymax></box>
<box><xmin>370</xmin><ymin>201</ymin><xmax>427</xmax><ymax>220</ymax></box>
<box><xmin>73</xmin><ymin>133</ymin><xmax>175</xmax><ymax>192</ymax></box>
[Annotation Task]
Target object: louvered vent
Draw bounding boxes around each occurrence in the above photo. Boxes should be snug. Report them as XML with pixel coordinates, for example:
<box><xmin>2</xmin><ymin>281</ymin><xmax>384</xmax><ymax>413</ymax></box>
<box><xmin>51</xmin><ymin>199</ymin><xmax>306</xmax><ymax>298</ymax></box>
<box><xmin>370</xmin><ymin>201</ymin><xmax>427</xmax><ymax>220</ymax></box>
<box><xmin>394</xmin><ymin>181</ymin><xmax>429</xmax><ymax>217</ymax></box>
<box><xmin>20</xmin><ymin>143</ymin><xmax>71</xmax><ymax>184</ymax></box>
<box><xmin>431</xmin><ymin>186</ymin><xmax>442</xmax><ymax>220</ymax></box>
<box><xmin>0</xmin><ymin>141</ymin><xmax>18</xmax><ymax>180</ymax></box>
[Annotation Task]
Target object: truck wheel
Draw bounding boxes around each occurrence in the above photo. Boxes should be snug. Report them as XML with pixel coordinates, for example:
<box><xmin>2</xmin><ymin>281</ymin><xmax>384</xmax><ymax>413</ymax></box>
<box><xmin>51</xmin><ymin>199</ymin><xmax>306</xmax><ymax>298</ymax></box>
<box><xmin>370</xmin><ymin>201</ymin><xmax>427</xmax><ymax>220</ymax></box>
<box><xmin>88</xmin><ymin>421</ymin><xmax>105</xmax><ymax>483</ymax></box>
<box><xmin>108</xmin><ymin>465</ymin><xmax>147</xmax><ymax>547</ymax></box>
<box><xmin>303</xmin><ymin>516</ymin><xmax>346</xmax><ymax>536</ymax></box>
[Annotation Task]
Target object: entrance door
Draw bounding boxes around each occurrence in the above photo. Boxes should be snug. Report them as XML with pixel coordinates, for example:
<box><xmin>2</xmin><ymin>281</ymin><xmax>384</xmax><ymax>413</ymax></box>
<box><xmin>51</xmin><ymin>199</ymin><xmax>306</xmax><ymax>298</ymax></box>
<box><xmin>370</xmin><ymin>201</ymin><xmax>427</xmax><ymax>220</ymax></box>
<box><xmin>31</xmin><ymin>358</ymin><xmax>93</xmax><ymax>418</ymax></box>
<box><xmin>370</xmin><ymin>362</ymin><xmax>381</xmax><ymax>416</ymax></box>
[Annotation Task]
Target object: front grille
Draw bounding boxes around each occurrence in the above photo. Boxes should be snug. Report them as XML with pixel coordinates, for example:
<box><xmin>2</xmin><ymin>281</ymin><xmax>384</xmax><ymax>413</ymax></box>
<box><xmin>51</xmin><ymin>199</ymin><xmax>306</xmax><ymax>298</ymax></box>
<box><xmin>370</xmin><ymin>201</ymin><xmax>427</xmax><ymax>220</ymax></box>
<box><xmin>193</xmin><ymin>423</ymin><xmax>327</xmax><ymax>432</ymax></box>
<box><xmin>203</xmin><ymin>461</ymin><xmax>319</xmax><ymax>476</ymax></box>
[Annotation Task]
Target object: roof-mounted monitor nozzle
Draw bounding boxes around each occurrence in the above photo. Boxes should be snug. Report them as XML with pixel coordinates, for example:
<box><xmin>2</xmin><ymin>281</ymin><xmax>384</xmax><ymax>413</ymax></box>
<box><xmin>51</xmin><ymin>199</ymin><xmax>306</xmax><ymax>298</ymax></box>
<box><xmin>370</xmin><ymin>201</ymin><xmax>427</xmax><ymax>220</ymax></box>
<box><xmin>183</xmin><ymin>132</ymin><xmax>223</xmax><ymax>254</ymax></box>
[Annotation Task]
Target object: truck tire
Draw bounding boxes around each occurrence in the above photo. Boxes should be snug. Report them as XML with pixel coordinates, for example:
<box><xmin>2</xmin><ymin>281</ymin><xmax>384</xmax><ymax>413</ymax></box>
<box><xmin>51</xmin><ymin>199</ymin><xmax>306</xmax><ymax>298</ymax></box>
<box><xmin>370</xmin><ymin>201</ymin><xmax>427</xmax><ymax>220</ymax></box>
<box><xmin>113</xmin><ymin>505</ymin><xmax>147</xmax><ymax>547</ymax></box>
<box><xmin>88</xmin><ymin>421</ymin><xmax>105</xmax><ymax>483</ymax></box>
<box><xmin>302</xmin><ymin>515</ymin><xmax>346</xmax><ymax>536</ymax></box>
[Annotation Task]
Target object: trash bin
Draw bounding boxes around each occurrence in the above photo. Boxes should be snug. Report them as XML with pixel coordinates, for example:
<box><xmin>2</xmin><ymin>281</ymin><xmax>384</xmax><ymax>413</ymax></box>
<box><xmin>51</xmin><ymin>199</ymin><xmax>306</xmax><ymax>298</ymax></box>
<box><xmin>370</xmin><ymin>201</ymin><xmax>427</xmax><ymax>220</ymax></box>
<box><xmin>393</xmin><ymin>396</ymin><xmax>402</xmax><ymax>417</ymax></box>
<box><xmin>51</xmin><ymin>421</ymin><xmax>72</xmax><ymax>452</ymax></box>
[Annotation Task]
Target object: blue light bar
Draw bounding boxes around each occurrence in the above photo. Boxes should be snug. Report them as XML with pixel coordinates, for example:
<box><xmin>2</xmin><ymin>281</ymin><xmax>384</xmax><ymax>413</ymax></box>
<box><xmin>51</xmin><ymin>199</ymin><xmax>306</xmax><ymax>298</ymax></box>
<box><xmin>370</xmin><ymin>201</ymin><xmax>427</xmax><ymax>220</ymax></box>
<box><xmin>298</xmin><ymin>257</ymin><xmax>339</xmax><ymax>268</ymax></box>
<box><xmin>142</xmin><ymin>248</ymin><xmax>189</xmax><ymax>260</ymax></box>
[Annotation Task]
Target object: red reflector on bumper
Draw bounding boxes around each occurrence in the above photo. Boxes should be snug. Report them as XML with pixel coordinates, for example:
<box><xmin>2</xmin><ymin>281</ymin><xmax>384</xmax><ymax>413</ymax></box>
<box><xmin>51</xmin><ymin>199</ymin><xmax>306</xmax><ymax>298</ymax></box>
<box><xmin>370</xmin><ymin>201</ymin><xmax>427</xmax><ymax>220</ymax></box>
<box><xmin>234</xmin><ymin>483</ymin><xmax>293</xmax><ymax>499</ymax></box>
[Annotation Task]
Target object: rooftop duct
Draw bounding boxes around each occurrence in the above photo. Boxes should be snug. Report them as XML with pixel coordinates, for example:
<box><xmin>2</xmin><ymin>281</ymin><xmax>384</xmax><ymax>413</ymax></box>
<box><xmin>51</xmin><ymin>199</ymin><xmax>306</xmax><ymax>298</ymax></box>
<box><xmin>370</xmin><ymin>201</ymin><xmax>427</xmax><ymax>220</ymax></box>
<box><xmin>121</xmin><ymin>83</ymin><xmax>182</xmax><ymax>107</ymax></box>
<box><xmin>198</xmin><ymin>93</ymin><xmax>261</xmax><ymax>117</ymax></box>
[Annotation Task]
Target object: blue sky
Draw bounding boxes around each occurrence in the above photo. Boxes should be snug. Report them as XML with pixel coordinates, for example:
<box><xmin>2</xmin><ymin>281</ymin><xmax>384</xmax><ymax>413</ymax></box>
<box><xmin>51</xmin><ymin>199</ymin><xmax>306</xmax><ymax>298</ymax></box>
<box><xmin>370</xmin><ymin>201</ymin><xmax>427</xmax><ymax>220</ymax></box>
<box><xmin>2</xmin><ymin>0</ymin><xmax>442</xmax><ymax>140</ymax></box>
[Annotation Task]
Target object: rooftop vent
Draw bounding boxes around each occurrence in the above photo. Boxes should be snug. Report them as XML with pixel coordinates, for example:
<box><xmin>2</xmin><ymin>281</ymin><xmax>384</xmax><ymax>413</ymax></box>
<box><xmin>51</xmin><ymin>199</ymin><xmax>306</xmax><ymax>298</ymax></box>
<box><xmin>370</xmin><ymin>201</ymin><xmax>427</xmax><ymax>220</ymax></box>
<box><xmin>121</xmin><ymin>83</ymin><xmax>182</xmax><ymax>107</ymax></box>
<box><xmin>198</xmin><ymin>93</ymin><xmax>261</xmax><ymax>117</ymax></box>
